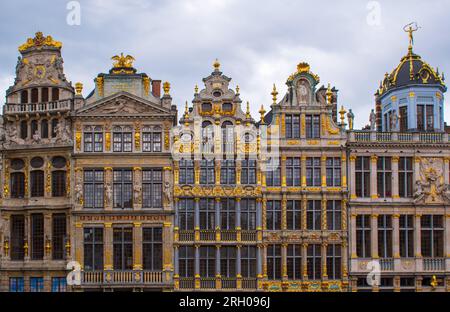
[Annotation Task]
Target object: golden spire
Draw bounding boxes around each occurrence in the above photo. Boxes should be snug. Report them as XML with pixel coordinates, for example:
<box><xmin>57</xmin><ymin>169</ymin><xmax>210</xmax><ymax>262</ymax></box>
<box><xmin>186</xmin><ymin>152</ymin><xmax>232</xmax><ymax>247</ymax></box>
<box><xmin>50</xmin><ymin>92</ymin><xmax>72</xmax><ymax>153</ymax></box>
<box><xmin>404</xmin><ymin>22</ymin><xmax>419</xmax><ymax>54</ymax></box>
<box><xmin>246</xmin><ymin>101</ymin><xmax>251</xmax><ymax>119</ymax></box>
<box><xmin>326</xmin><ymin>83</ymin><xmax>333</xmax><ymax>104</ymax></box>
<box><xmin>236</xmin><ymin>85</ymin><xmax>240</xmax><ymax>94</ymax></box>
<box><xmin>271</xmin><ymin>84</ymin><xmax>278</xmax><ymax>105</ymax></box>
<box><xmin>194</xmin><ymin>85</ymin><xmax>199</xmax><ymax>94</ymax></box>
<box><xmin>339</xmin><ymin>105</ymin><xmax>347</xmax><ymax>125</ymax></box>
<box><xmin>259</xmin><ymin>104</ymin><xmax>266</xmax><ymax>124</ymax></box>
<box><xmin>163</xmin><ymin>81</ymin><xmax>171</xmax><ymax>95</ymax></box>
<box><xmin>213</xmin><ymin>58</ymin><xmax>220</xmax><ymax>71</ymax></box>
<box><xmin>184</xmin><ymin>101</ymin><xmax>189</xmax><ymax>119</ymax></box>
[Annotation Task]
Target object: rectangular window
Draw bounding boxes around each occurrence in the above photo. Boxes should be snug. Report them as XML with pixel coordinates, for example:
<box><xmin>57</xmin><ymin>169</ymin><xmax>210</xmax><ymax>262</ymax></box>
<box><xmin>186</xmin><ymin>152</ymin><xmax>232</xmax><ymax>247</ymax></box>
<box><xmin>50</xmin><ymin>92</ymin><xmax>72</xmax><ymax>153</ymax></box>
<box><xmin>52</xmin><ymin>214</ymin><xmax>66</xmax><ymax>260</ymax></box>
<box><xmin>31</xmin><ymin>214</ymin><xmax>44</xmax><ymax>260</ymax></box>
<box><xmin>285</xmin><ymin>114</ymin><xmax>300</xmax><ymax>139</ymax></box>
<box><xmin>200</xmin><ymin>159</ymin><xmax>215</xmax><ymax>185</ymax></box>
<box><xmin>84</xmin><ymin>127</ymin><xmax>103</xmax><ymax>152</ymax></box>
<box><xmin>143</xmin><ymin>228</ymin><xmax>162</xmax><ymax>271</ymax></box>
<box><xmin>142</xmin><ymin>169</ymin><xmax>162</xmax><ymax>208</ymax></box>
<box><xmin>221</xmin><ymin>199</ymin><xmax>236</xmax><ymax>230</ymax></box>
<box><xmin>83</xmin><ymin>169</ymin><xmax>104</xmax><ymax>209</ymax></box>
<box><xmin>11</xmin><ymin>215</ymin><xmax>25</xmax><ymax>261</ymax></box>
<box><xmin>399</xmin><ymin>157</ymin><xmax>413</xmax><ymax>198</ymax></box>
<box><xmin>220</xmin><ymin>246</ymin><xmax>236</xmax><ymax>278</ymax></box>
<box><xmin>199</xmin><ymin>246</ymin><xmax>216</xmax><ymax>278</ymax></box>
<box><xmin>286</xmin><ymin>200</ymin><xmax>301</xmax><ymax>230</ymax></box>
<box><xmin>241</xmin><ymin>158</ymin><xmax>256</xmax><ymax>185</ymax></box>
<box><xmin>178</xmin><ymin>198</ymin><xmax>195</xmax><ymax>230</ymax></box>
<box><xmin>417</xmin><ymin>105</ymin><xmax>424</xmax><ymax>131</ymax></box>
<box><xmin>113</xmin><ymin>169</ymin><xmax>133</xmax><ymax>209</ymax></box>
<box><xmin>52</xmin><ymin>277</ymin><xmax>67</xmax><ymax>292</ymax></box>
<box><xmin>426</xmin><ymin>105</ymin><xmax>434</xmax><ymax>130</ymax></box>
<box><xmin>267</xmin><ymin>244</ymin><xmax>281</xmax><ymax>280</ymax></box>
<box><xmin>266</xmin><ymin>200</ymin><xmax>281</xmax><ymax>230</ymax></box>
<box><xmin>113</xmin><ymin>227</ymin><xmax>133</xmax><ymax>270</ymax></box>
<box><xmin>326</xmin><ymin>157</ymin><xmax>341</xmax><ymax>187</ymax></box>
<box><xmin>179</xmin><ymin>246</ymin><xmax>195</xmax><ymax>278</ymax></box>
<box><xmin>9</xmin><ymin>277</ymin><xmax>24</xmax><ymax>292</ymax></box>
<box><xmin>306</xmin><ymin>115</ymin><xmax>320</xmax><ymax>139</ymax></box>
<box><xmin>307</xmin><ymin>200</ymin><xmax>321</xmax><ymax>230</ymax></box>
<box><xmin>306</xmin><ymin>157</ymin><xmax>321</xmax><ymax>187</ymax></box>
<box><xmin>52</xmin><ymin>171</ymin><xmax>66</xmax><ymax>197</ymax></box>
<box><xmin>377</xmin><ymin>157</ymin><xmax>392</xmax><ymax>198</ymax></box>
<box><xmin>241</xmin><ymin>246</ymin><xmax>257</xmax><ymax>278</ymax></box>
<box><xmin>199</xmin><ymin>198</ymin><xmax>215</xmax><ymax>230</ymax></box>
<box><xmin>307</xmin><ymin>244</ymin><xmax>321</xmax><ymax>280</ymax></box>
<box><xmin>241</xmin><ymin>199</ymin><xmax>256</xmax><ymax>231</ymax></box>
<box><xmin>378</xmin><ymin>215</ymin><xmax>393</xmax><ymax>258</ymax></box>
<box><xmin>287</xmin><ymin>244</ymin><xmax>302</xmax><ymax>280</ymax></box>
<box><xmin>266</xmin><ymin>158</ymin><xmax>281</xmax><ymax>186</ymax></box>
<box><xmin>30</xmin><ymin>170</ymin><xmax>44</xmax><ymax>197</ymax></box>
<box><xmin>327</xmin><ymin>200</ymin><xmax>341</xmax><ymax>231</ymax></box>
<box><xmin>421</xmin><ymin>215</ymin><xmax>444</xmax><ymax>257</ymax></box>
<box><xmin>399</xmin><ymin>106</ymin><xmax>408</xmax><ymax>131</ymax></box>
<box><xmin>179</xmin><ymin>159</ymin><xmax>195</xmax><ymax>185</ymax></box>
<box><xmin>30</xmin><ymin>277</ymin><xmax>44</xmax><ymax>292</ymax></box>
<box><xmin>143</xmin><ymin>131</ymin><xmax>162</xmax><ymax>152</ymax></box>
<box><xmin>327</xmin><ymin>244</ymin><xmax>342</xmax><ymax>280</ymax></box>
<box><xmin>399</xmin><ymin>215</ymin><xmax>414</xmax><ymax>258</ymax></box>
<box><xmin>220</xmin><ymin>159</ymin><xmax>236</xmax><ymax>185</ymax></box>
<box><xmin>286</xmin><ymin>158</ymin><xmax>301</xmax><ymax>187</ymax></box>
<box><xmin>113</xmin><ymin>129</ymin><xmax>133</xmax><ymax>152</ymax></box>
<box><xmin>11</xmin><ymin>172</ymin><xmax>25</xmax><ymax>198</ymax></box>
<box><xmin>355</xmin><ymin>157</ymin><xmax>370</xmax><ymax>198</ymax></box>
<box><xmin>83</xmin><ymin>227</ymin><xmax>103</xmax><ymax>271</ymax></box>
<box><xmin>356</xmin><ymin>215</ymin><xmax>371</xmax><ymax>258</ymax></box>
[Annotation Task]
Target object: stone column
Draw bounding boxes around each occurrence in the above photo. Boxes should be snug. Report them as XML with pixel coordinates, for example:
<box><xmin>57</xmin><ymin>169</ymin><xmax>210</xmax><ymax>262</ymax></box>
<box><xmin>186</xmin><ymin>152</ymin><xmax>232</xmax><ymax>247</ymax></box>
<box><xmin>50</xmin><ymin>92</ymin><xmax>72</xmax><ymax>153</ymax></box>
<box><xmin>371</xmin><ymin>214</ymin><xmax>379</xmax><ymax>259</ymax></box>
<box><xmin>194</xmin><ymin>198</ymin><xmax>200</xmax><ymax>241</ymax></box>
<box><xmin>173</xmin><ymin>245</ymin><xmax>179</xmax><ymax>290</ymax></box>
<box><xmin>194</xmin><ymin>245</ymin><xmax>200</xmax><ymax>289</ymax></box>
<box><xmin>215</xmin><ymin>245</ymin><xmax>221</xmax><ymax>289</ymax></box>
<box><xmin>281</xmin><ymin>155</ymin><xmax>287</xmax><ymax>187</ymax></box>
<box><xmin>321</xmin><ymin>155</ymin><xmax>327</xmax><ymax>187</ymax></box>
<box><xmin>413</xmin><ymin>157</ymin><xmax>421</xmax><ymax>185</ymax></box>
<box><xmin>215</xmin><ymin>198</ymin><xmax>221</xmax><ymax>241</ymax></box>
<box><xmin>341</xmin><ymin>154</ymin><xmax>347</xmax><ymax>189</ymax></box>
<box><xmin>281</xmin><ymin>196</ymin><xmax>287</xmax><ymax>231</ymax></box>
<box><xmin>133</xmin><ymin>222</ymin><xmax>143</xmax><ymax>270</ymax></box>
<box><xmin>392</xmin><ymin>156</ymin><xmax>400</xmax><ymax>199</ymax></box>
<box><xmin>104</xmin><ymin>223</ymin><xmax>113</xmax><ymax>270</ymax></box>
<box><xmin>322</xmin><ymin>198</ymin><xmax>327</xmax><ymax>231</ymax></box>
<box><xmin>163</xmin><ymin>221</ymin><xmax>173</xmax><ymax>280</ymax></box>
<box><xmin>236</xmin><ymin>245</ymin><xmax>242</xmax><ymax>289</ymax></box>
<box><xmin>281</xmin><ymin>243</ymin><xmax>288</xmax><ymax>280</ymax></box>
<box><xmin>445</xmin><ymin>158</ymin><xmax>450</xmax><ymax>185</ymax></box>
<box><xmin>302</xmin><ymin>196</ymin><xmax>307</xmax><ymax>231</ymax></box>
<box><xmin>350</xmin><ymin>214</ymin><xmax>357</xmax><ymax>259</ymax></box>
<box><xmin>446</xmin><ymin>214</ymin><xmax>450</xmax><ymax>271</ymax></box>
<box><xmin>257</xmin><ymin>244</ymin><xmax>263</xmax><ymax>279</ymax></box>
<box><xmin>302</xmin><ymin>243</ymin><xmax>308</xmax><ymax>280</ymax></box>
<box><xmin>74</xmin><ymin>222</ymin><xmax>83</xmax><ymax>267</ymax></box>
<box><xmin>74</xmin><ymin>167</ymin><xmax>83</xmax><ymax>210</ymax></box>
<box><xmin>349</xmin><ymin>155</ymin><xmax>357</xmax><ymax>199</ymax></box>
<box><xmin>415</xmin><ymin>214</ymin><xmax>422</xmax><ymax>258</ymax></box>
<box><xmin>370</xmin><ymin>156</ymin><xmax>378</xmax><ymax>199</ymax></box>
<box><xmin>263</xmin><ymin>244</ymin><xmax>268</xmax><ymax>278</ymax></box>
<box><xmin>322</xmin><ymin>242</ymin><xmax>328</xmax><ymax>280</ymax></box>
<box><xmin>44</xmin><ymin>213</ymin><xmax>52</xmax><ymax>261</ymax></box>
<box><xmin>2</xmin><ymin>215</ymin><xmax>10</xmax><ymax>261</ymax></box>
<box><xmin>133</xmin><ymin>167</ymin><xmax>142</xmax><ymax>210</ymax></box>
<box><xmin>392</xmin><ymin>214</ymin><xmax>400</xmax><ymax>259</ymax></box>
<box><xmin>301</xmin><ymin>155</ymin><xmax>307</xmax><ymax>187</ymax></box>
<box><xmin>342</xmin><ymin>241</ymin><xmax>348</xmax><ymax>279</ymax></box>
<box><xmin>24</xmin><ymin>214</ymin><xmax>30</xmax><ymax>261</ymax></box>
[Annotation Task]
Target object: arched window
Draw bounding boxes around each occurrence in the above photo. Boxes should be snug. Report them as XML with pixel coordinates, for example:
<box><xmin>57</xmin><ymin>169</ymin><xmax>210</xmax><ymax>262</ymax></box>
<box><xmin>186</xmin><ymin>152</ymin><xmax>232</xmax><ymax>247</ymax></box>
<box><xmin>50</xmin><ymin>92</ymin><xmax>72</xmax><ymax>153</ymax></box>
<box><xmin>52</xmin><ymin>88</ymin><xmax>59</xmax><ymax>101</ymax></box>
<box><xmin>31</xmin><ymin>120</ymin><xmax>38</xmax><ymax>136</ymax></box>
<box><xmin>20</xmin><ymin>120</ymin><xmax>28</xmax><ymax>140</ymax></box>
<box><xmin>20</xmin><ymin>90</ymin><xmax>28</xmax><ymax>104</ymax></box>
<box><xmin>41</xmin><ymin>88</ymin><xmax>49</xmax><ymax>102</ymax></box>
<box><xmin>113</xmin><ymin>126</ymin><xmax>132</xmax><ymax>152</ymax></box>
<box><xmin>41</xmin><ymin>120</ymin><xmax>49</xmax><ymax>139</ymax></box>
<box><xmin>11</xmin><ymin>172</ymin><xmax>25</xmax><ymax>198</ymax></box>
<box><xmin>31</xmin><ymin>88</ymin><xmax>39</xmax><ymax>103</ymax></box>
<box><xmin>30</xmin><ymin>170</ymin><xmax>44</xmax><ymax>197</ymax></box>
<box><xmin>51</xmin><ymin>119</ymin><xmax>58</xmax><ymax>138</ymax></box>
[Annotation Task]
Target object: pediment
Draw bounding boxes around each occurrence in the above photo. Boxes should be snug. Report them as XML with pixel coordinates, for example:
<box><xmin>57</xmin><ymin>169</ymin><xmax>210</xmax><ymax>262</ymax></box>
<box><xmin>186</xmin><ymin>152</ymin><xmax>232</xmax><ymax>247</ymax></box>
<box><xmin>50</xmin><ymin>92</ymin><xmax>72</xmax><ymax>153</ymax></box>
<box><xmin>76</xmin><ymin>92</ymin><xmax>170</xmax><ymax>116</ymax></box>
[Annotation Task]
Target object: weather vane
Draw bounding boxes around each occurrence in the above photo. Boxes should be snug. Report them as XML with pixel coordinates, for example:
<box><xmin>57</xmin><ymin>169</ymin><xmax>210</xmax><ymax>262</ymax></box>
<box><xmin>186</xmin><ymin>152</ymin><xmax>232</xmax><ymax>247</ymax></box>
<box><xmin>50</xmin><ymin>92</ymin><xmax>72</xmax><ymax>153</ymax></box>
<box><xmin>403</xmin><ymin>22</ymin><xmax>420</xmax><ymax>50</ymax></box>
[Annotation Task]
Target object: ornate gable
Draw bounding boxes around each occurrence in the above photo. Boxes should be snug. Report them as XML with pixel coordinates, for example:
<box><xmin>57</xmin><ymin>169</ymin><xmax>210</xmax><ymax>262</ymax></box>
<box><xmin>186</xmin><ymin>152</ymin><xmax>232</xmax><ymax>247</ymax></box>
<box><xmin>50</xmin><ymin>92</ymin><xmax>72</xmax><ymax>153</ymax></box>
<box><xmin>76</xmin><ymin>92</ymin><xmax>171</xmax><ymax>116</ymax></box>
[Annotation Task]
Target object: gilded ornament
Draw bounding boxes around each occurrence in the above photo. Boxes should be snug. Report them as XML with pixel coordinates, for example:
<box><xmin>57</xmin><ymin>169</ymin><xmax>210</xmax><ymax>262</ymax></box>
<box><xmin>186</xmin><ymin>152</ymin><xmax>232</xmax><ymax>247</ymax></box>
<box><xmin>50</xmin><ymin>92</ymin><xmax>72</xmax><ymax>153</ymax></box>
<box><xmin>18</xmin><ymin>32</ymin><xmax>62</xmax><ymax>52</ymax></box>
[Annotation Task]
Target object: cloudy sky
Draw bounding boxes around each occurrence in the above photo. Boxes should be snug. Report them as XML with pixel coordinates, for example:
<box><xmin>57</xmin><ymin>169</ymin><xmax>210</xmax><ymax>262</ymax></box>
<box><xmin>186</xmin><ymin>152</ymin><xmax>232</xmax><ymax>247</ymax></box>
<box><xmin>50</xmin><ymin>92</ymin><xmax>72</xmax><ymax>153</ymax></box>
<box><xmin>0</xmin><ymin>0</ymin><xmax>449</xmax><ymax>128</ymax></box>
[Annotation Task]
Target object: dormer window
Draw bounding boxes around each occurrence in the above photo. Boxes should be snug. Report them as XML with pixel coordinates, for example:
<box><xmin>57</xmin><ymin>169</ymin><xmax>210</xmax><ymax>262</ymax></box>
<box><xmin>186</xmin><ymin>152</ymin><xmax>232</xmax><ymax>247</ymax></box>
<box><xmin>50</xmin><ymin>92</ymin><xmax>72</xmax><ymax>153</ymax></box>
<box><xmin>213</xmin><ymin>91</ymin><xmax>222</xmax><ymax>98</ymax></box>
<box><xmin>222</xmin><ymin>103</ymin><xmax>233</xmax><ymax>112</ymax></box>
<box><xmin>202</xmin><ymin>103</ymin><xmax>212</xmax><ymax>112</ymax></box>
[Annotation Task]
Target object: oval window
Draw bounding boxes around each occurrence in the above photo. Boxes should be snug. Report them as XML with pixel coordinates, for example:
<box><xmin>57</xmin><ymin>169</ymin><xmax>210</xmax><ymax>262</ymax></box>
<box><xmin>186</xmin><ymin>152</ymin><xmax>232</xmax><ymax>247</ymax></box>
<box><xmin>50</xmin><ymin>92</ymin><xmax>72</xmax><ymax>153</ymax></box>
<box><xmin>30</xmin><ymin>157</ymin><xmax>44</xmax><ymax>168</ymax></box>
<box><xmin>10</xmin><ymin>159</ymin><xmax>25</xmax><ymax>170</ymax></box>
<box><xmin>52</xmin><ymin>156</ymin><xmax>67</xmax><ymax>168</ymax></box>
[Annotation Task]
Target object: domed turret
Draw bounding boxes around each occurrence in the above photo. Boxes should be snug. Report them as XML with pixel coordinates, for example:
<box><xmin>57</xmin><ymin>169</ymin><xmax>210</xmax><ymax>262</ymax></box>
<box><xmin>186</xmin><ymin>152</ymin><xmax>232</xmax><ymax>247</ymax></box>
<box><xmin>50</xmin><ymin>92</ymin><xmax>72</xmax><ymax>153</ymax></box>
<box><xmin>375</xmin><ymin>23</ymin><xmax>447</xmax><ymax>132</ymax></box>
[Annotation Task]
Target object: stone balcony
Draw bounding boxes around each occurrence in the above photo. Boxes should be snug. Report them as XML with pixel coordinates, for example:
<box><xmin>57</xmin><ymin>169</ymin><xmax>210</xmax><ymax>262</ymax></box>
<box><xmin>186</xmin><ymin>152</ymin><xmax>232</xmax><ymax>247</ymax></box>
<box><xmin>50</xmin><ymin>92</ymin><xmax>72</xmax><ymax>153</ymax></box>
<box><xmin>177</xmin><ymin>229</ymin><xmax>258</xmax><ymax>243</ymax></box>
<box><xmin>3</xmin><ymin>100</ymin><xmax>72</xmax><ymax>115</ymax></box>
<box><xmin>177</xmin><ymin>277</ymin><xmax>257</xmax><ymax>291</ymax></box>
<box><xmin>351</xmin><ymin>257</ymin><xmax>448</xmax><ymax>274</ymax></box>
<box><xmin>80</xmin><ymin>270</ymin><xmax>170</xmax><ymax>287</ymax></box>
<box><xmin>349</xmin><ymin>131</ymin><xmax>449</xmax><ymax>144</ymax></box>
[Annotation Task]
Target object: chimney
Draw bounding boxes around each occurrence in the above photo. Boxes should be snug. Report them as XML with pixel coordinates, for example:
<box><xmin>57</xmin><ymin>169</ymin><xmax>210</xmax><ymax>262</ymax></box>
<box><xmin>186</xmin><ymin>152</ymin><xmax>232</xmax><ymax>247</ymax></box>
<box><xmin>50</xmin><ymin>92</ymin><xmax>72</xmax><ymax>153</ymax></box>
<box><xmin>152</xmin><ymin>80</ymin><xmax>161</xmax><ymax>98</ymax></box>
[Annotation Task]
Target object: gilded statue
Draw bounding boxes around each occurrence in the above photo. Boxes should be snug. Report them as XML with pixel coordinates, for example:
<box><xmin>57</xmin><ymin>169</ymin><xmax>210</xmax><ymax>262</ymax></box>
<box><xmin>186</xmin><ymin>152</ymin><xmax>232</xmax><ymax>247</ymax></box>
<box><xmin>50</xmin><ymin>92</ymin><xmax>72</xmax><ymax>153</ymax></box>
<box><xmin>111</xmin><ymin>53</ymin><xmax>135</xmax><ymax>68</ymax></box>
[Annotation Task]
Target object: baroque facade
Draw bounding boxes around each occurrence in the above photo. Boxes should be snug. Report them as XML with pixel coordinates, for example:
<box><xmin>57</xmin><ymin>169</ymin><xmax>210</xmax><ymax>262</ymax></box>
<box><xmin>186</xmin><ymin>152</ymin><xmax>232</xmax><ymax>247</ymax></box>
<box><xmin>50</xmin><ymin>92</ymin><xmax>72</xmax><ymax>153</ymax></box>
<box><xmin>0</xmin><ymin>29</ymin><xmax>448</xmax><ymax>292</ymax></box>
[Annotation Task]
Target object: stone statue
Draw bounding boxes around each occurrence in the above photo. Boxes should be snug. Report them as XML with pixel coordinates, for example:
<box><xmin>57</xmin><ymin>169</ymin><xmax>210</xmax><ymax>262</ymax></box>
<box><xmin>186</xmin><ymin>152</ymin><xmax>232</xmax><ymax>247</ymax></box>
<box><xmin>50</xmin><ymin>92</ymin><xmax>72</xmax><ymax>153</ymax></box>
<box><xmin>391</xmin><ymin>110</ymin><xmax>399</xmax><ymax>131</ymax></box>
<box><xmin>369</xmin><ymin>109</ymin><xmax>376</xmax><ymax>131</ymax></box>
<box><xmin>347</xmin><ymin>109</ymin><xmax>355</xmax><ymax>130</ymax></box>
<box><xmin>105</xmin><ymin>184</ymin><xmax>113</xmax><ymax>205</ymax></box>
<box><xmin>316</xmin><ymin>88</ymin><xmax>327</xmax><ymax>105</ymax></box>
<box><xmin>163</xmin><ymin>181</ymin><xmax>172</xmax><ymax>204</ymax></box>
<box><xmin>55</xmin><ymin>119</ymin><xmax>72</xmax><ymax>144</ymax></box>
<box><xmin>133</xmin><ymin>184</ymin><xmax>142</xmax><ymax>203</ymax></box>
<box><xmin>439</xmin><ymin>184</ymin><xmax>450</xmax><ymax>202</ymax></box>
<box><xmin>32</xmin><ymin>129</ymin><xmax>41</xmax><ymax>144</ymax></box>
<box><xmin>413</xmin><ymin>180</ymin><xmax>427</xmax><ymax>203</ymax></box>
<box><xmin>5</xmin><ymin>122</ymin><xmax>24</xmax><ymax>146</ymax></box>
<box><xmin>74</xmin><ymin>183</ymin><xmax>83</xmax><ymax>204</ymax></box>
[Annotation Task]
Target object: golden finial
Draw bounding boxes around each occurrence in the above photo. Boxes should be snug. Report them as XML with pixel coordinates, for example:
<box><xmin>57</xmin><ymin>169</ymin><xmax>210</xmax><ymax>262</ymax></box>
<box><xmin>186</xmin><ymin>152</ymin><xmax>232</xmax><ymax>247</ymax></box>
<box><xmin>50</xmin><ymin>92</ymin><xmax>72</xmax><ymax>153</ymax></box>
<box><xmin>339</xmin><ymin>105</ymin><xmax>347</xmax><ymax>125</ymax></box>
<box><xmin>404</xmin><ymin>22</ymin><xmax>419</xmax><ymax>53</ymax></box>
<box><xmin>246</xmin><ymin>101</ymin><xmax>251</xmax><ymax>119</ymax></box>
<box><xmin>259</xmin><ymin>104</ymin><xmax>266</xmax><ymax>124</ymax></box>
<box><xmin>326</xmin><ymin>83</ymin><xmax>333</xmax><ymax>104</ymax></box>
<box><xmin>163</xmin><ymin>81</ymin><xmax>171</xmax><ymax>95</ymax></box>
<box><xmin>75</xmin><ymin>82</ymin><xmax>83</xmax><ymax>95</ymax></box>
<box><xmin>236</xmin><ymin>85</ymin><xmax>240</xmax><ymax>94</ymax></box>
<box><xmin>184</xmin><ymin>101</ymin><xmax>189</xmax><ymax>118</ymax></box>
<box><xmin>194</xmin><ymin>85</ymin><xmax>199</xmax><ymax>94</ymax></box>
<box><xmin>271</xmin><ymin>84</ymin><xmax>278</xmax><ymax>105</ymax></box>
<box><xmin>213</xmin><ymin>58</ymin><xmax>220</xmax><ymax>71</ymax></box>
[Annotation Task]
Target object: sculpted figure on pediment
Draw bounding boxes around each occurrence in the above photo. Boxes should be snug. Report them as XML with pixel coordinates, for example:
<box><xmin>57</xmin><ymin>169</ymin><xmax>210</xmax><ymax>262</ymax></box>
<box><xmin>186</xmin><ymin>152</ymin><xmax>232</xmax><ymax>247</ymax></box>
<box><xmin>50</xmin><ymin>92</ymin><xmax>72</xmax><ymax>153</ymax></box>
<box><xmin>101</xmin><ymin>98</ymin><xmax>146</xmax><ymax>114</ymax></box>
